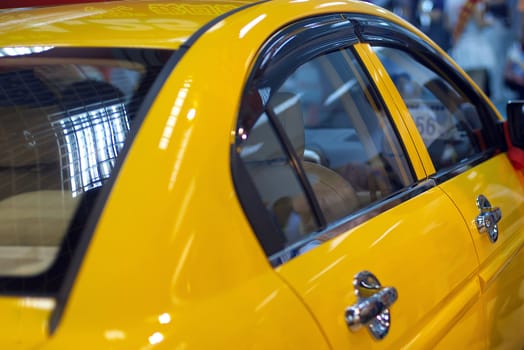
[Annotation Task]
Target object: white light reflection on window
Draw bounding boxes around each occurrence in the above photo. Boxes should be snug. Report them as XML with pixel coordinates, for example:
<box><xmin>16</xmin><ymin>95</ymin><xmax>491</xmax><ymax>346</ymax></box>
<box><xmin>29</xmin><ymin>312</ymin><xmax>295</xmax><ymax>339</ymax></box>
<box><xmin>55</xmin><ymin>103</ymin><xmax>129</xmax><ymax>196</ymax></box>
<box><xmin>22</xmin><ymin>298</ymin><xmax>56</xmax><ymax>310</ymax></box>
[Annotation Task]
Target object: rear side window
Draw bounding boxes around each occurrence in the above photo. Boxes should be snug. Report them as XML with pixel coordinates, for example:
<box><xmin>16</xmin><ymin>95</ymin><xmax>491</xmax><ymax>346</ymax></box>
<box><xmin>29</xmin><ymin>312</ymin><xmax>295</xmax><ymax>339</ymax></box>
<box><xmin>0</xmin><ymin>47</ymin><xmax>170</xmax><ymax>289</ymax></box>
<box><xmin>372</xmin><ymin>46</ymin><xmax>488</xmax><ymax>170</ymax></box>
<box><xmin>236</xmin><ymin>48</ymin><xmax>414</xmax><ymax>264</ymax></box>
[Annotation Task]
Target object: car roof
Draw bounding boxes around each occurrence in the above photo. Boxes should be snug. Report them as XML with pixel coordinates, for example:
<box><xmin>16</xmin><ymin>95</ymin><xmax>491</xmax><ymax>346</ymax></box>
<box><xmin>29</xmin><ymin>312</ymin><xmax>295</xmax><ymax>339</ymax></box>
<box><xmin>0</xmin><ymin>0</ymin><xmax>254</xmax><ymax>49</ymax></box>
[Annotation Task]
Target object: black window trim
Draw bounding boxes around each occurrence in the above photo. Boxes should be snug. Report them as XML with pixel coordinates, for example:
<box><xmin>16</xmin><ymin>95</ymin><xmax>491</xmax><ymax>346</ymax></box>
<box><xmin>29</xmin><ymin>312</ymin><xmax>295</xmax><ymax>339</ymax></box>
<box><xmin>46</xmin><ymin>1</ymin><xmax>268</xmax><ymax>334</ymax></box>
<box><xmin>233</xmin><ymin>13</ymin><xmax>425</xmax><ymax>262</ymax></box>
<box><xmin>0</xmin><ymin>47</ymin><xmax>176</xmax><ymax>297</ymax></box>
<box><xmin>48</xmin><ymin>46</ymin><xmax>179</xmax><ymax>333</ymax></box>
<box><xmin>233</xmin><ymin>14</ymin><xmax>359</xmax><ymax>259</ymax></box>
<box><xmin>268</xmin><ymin>178</ymin><xmax>436</xmax><ymax>267</ymax></box>
<box><xmin>429</xmin><ymin>150</ymin><xmax>498</xmax><ymax>185</ymax></box>
<box><xmin>232</xmin><ymin>12</ymin><xmax>510</xmax><ymax>270</ymax></box>
<box><xmin>264</xmin><ymin>101</ymin><xmax>326</xmax><ymax>228</ymax></box>
<box><xmin>348</xmin><ymin>14</ymin><xmax>507</xmax><ymax>177</ymax></box>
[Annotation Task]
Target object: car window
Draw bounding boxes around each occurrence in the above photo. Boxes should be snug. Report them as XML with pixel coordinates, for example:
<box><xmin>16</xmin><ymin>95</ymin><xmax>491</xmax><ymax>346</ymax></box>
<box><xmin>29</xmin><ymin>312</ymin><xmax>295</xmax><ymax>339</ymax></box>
<box><xmin>238</xmin><ymin>90</ymin><xmax>320</xmax><ymax>247</ymax></box>
<box><xmin>372</xmin><ymin>46</ymin><xmax>487</xmax><ymax>170</ymax></box>
<box><xmin>0</xmin><ymin>47</ymin><xmax>170</xmax><ymax>284</ymax></box>
<box><xmin>237</xmin><ymin>48</ymin><xmax>414</xmax><ymax>262</ymax></box>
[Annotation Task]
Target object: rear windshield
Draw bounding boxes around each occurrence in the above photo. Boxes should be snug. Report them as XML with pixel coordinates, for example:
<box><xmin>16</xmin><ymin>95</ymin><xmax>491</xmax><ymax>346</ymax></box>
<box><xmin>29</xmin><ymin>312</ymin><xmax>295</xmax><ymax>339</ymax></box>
<box><xmin>0</xmin><ymin>47</ymin><xmax>171</xmax><ymax>293</ymax></box>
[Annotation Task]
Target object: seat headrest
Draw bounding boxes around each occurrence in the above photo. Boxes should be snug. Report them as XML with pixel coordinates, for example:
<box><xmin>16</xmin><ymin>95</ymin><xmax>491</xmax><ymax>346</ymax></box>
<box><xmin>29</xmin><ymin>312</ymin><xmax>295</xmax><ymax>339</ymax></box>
<box><xmin>269</xmin><ymin>92</ymin><xmax>305</xmax><ymax>157</ymax></box>
<box><xmin>240</xmin><ymin>92</ymin><xmax>305</xmax><ymax>162</ymax></box>
<box><xmin>0</xmin><ymin>106</ymin><xmax>62</xmax><ymax>167</ymax></box>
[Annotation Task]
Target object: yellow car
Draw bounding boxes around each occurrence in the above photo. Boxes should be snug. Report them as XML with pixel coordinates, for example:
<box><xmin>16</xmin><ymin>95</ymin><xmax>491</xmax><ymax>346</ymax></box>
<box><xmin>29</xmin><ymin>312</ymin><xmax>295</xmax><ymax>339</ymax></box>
<box><xmin>1</xmin><ymin>0</ymin><xmax>524</xmax><ymax>348</ymax></box>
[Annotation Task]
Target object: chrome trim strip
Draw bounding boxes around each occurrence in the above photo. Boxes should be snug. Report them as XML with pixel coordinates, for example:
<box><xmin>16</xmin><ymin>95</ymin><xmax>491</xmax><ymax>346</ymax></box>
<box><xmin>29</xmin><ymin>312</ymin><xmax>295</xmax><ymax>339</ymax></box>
<box><xmin>270</xmin><ymin>179</ymin><xmax>436</xmax><ymax>267</ymax></box>
<box><xmin>429</xmin><ymin>151</ymin><xmax>494</xmax><ymax>185</ymax></box>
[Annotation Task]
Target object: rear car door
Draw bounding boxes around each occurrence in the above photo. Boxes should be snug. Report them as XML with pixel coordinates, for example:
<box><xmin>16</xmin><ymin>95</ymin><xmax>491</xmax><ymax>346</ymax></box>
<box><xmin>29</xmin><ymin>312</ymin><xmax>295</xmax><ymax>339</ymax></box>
<box><xmin>233</xmin><ymin>15</ymin><xmax>485</xmax><ymax>348</ymax></box>
<box><xmin>363</xmin><ymin>15</ymin><xmax>524</xmax><ymax>348</ymax></box>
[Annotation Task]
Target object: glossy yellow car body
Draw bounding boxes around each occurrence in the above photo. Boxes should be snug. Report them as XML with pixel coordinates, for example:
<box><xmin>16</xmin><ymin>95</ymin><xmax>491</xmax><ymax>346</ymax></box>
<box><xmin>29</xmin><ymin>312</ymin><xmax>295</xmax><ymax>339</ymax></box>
<box><xmin>0</xmin><ymin>0</ymin><xmax>523</xmax><ymax>349</ymax></box>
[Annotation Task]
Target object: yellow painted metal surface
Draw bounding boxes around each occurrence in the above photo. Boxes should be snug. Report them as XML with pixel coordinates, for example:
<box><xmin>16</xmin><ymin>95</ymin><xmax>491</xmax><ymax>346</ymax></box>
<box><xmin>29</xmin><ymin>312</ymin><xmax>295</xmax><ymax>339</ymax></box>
<box><xmin>42</xmin><ymin>39</ymin><xmax>328</xmax><ymax>350</ymax></box>
<box><xmin>0</xmin><ymin>0</ymin><xmax>521</xmax><ymax>348</ymax></box>
<box><xmin>277</xmin><ymin>186</ymin><xmax>483</xmax><ymax>348</ymax></box>
<box><xmin>0</xmin><ymin>0</ymin><xmax>251</xmax><ymax>49</ymax></box>
<box><xmin>0</xmin><ymin>297</ymin><xmax>55</xmax><ymax>350</ymax></box>
<box><xmin>0</xmin><ymin>0</ymin><xmax>415</xmax><ymax>50</ymax></box>
<box><xmin>438</xmin><ymin>155</ymin><xmax>524</xmax><ymax>347</ymax></box>
<box><xmin>357</xmin><ymin>15</ymin><xmax>523</xmax><ymax>347</ymax></box>
<box><xmin>0</xmin><ymin>298</ymin><xmax>28</xmax><ymax>349</ymax></box>
<box><xmin>433</xmin><ymin>293</ymin><xmax>486</xmax><ymax>349</ymax></box>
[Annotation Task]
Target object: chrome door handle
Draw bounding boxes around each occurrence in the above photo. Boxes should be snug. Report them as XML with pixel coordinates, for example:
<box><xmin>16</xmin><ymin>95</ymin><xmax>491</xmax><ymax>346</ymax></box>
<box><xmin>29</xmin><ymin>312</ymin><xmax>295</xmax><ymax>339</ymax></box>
<box><xmin>475</xmin><ymin>194</ymin><xmax>502</xmax><ymax>243</ymax></box>
<box><xmin>345</xmin><ymin>271</ymin><xmax>398</xmax><ymax>340</ymax></box>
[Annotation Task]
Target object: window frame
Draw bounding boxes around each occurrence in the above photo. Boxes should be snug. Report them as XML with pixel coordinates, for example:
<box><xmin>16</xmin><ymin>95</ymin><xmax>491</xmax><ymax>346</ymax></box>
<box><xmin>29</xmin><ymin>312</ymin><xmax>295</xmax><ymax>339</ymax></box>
<box><xmin>0</xmin><ymin>47</ymin><xmax>176</xmax><ymax>301</ymax></box>
<box><xmin>351</xmin><ymin>14</ymin><xmax>506</xmax><ymax>182</ymax></box>
<box><xmin>232</xmin><ymin>14</ymin><xmax>428</xmax><ymax>265</ymax></box>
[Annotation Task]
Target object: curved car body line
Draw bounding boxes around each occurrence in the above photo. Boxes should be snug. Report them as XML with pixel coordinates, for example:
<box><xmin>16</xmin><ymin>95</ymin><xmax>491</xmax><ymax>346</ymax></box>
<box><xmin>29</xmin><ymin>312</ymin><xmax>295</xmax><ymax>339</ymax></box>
<box><xmin>347</xmin><ymin>10</ymin><xmax>524</xmax><ymax>349</ymax></box>
<box><xmin>45</xmin><ymin>1</ymin><xmax>423</xmax><ymax>347</ymax></box>
<box><xmin>48</xmin><ymin>0</ymin><xmax>267</xmax><ymax>337</ymax></box>
<box><xmin>389</xmin><ymin>273</ymin><xmax>481</xmax><ymax>349</ymax></box>
<box><xmin>235</xmin><ymin>14</ymin><xmax>361</xmax><ymax>256</ymax></box>
<box><xmin>39</xmin><ymin>1</ymin><xmax>398</xmax><ymax>348</ymax></box>
<box><xmin>46</xmin><ymin>48</ymin><xmax>181</xmax><ymax>334</ymax></box>
<box><xmin>275</xmin><ymin>184</ymin><xmax>484</xmax><ymax>347</ymax></box>
<box><xmin>1</xmin><ymin>0</ymin><xmax>523</xmax><ymax>348</ymax></box>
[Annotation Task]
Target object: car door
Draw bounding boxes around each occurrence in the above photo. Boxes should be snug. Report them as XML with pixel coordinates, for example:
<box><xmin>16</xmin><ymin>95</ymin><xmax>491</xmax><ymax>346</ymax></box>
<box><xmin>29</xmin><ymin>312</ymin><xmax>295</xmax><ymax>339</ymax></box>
<box><xmin>363</xmin><ymin>17</ymin><xmax>524</xmax><ymax>348</ymax></box>
<box><xmin>233</xmin><ymin>15</ymin><xmax>485</xmax><ymax>348</ymax></box>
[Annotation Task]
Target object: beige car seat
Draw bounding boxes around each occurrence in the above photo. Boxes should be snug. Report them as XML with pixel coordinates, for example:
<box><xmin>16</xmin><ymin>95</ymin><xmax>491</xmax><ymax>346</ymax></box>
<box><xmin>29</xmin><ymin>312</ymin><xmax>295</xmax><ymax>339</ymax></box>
<box><xmin>0</xmin><ymin>105</ymin><xmax>79</xmax><ymax>275</ymax></box>
<box><xmin>241</xmin><ymin>91</ymin><xmax>359</xmax><ymax>244</ymax></box>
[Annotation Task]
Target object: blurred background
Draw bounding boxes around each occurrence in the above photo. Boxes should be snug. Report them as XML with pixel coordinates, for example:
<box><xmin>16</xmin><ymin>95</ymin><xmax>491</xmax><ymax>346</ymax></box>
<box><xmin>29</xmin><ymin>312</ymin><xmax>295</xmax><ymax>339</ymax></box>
<box><xmin>1</xmin><ymin>0</ymin><xmax>522</xmax><ymax>116</ymax></box>
<box><xmin>364</xmin><ymin>0</ymin><xmax>524</xmax><ymax>116</ymax></box>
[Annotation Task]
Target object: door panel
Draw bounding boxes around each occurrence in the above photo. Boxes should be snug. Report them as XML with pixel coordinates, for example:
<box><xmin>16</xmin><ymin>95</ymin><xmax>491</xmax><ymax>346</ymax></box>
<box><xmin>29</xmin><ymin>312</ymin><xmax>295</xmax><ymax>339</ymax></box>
<box><xmin>433</xmin><ymin>295</ymin><xmax>486</xmax><ymax>349</ymax></box>
<box><xmin>482</xmin><ymin>248</ymin><xmax>524</xmax><ymax>349</ymax></box>
<box><xmin>234</xmin><ymin>15</ymin><xmax>487</xmax><ymax>349</ymax></box>
<box><xmin>438</xmin><ymin>155</ymin><xmax>524</xmax><ymax>347</ymax></box>
<box><xmin>276</xmin><ymin>187</ymin><xmax>484</xmax><ymax>348</ymax></box>
<box><xmin>438</xmin><ymin>156</ymin><xmax>524</xmax><ymax>270</ymax></box>
<box><xmin>362</xmin><ymin>33</ymin><xmax>524</xmax><ymax>346</ymax></box>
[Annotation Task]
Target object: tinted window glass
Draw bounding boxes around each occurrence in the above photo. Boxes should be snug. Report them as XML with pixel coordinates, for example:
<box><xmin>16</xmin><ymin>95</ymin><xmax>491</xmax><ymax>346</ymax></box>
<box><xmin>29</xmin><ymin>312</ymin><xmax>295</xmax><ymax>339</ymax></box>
<box><xmin>373</xmin><ymin>46</ymin><xmax>486</xmax><ymax>170</ymax></box>
<box><xmin>0</xmin><ymin>47</ymin><xmax>169</xmax><ymax>282</ymax></box>
<box><xmin>279</xmin><ymin>49</ymin><xmax>413</xmax><ymax>209</ymax></box>
<box><xmin>237</xmin><ymin>48</ymin><xmax>414</xmax><ymax>261</ymax></box>
<box><xmin>237</xmin><ymin>90</ymin><xmax>319</xmax><ymax>254</ymax></box>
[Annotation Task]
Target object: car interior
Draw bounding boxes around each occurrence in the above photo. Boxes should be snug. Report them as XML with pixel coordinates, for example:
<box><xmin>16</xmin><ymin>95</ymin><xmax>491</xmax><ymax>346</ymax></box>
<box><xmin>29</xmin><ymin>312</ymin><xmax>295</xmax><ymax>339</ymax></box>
<box><xmin>0</xmin><ymin>49</ymin><xmax>159</xmax><ymax>277</ymax></box>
